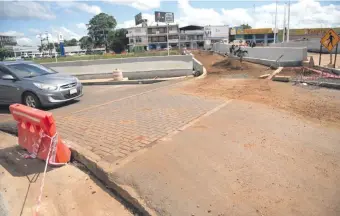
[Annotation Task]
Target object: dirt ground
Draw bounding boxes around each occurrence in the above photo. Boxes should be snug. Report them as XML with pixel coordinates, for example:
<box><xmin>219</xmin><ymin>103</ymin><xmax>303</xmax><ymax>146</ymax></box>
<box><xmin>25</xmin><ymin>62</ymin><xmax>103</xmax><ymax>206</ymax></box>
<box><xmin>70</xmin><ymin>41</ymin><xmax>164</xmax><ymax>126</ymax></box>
<box><xmin>0</xmin><ymin>131</ymin><xmax>132</xmax><ymax>216</ymax></box>
<box><xmin>308</xmin><ymin>52</ymin><xmax>340</xmax><ymax>68</ymax></box>
<box><xmin>183</xmin><ymin>51</ymin><xmax>340</xmax><ymax>128</ymax></box>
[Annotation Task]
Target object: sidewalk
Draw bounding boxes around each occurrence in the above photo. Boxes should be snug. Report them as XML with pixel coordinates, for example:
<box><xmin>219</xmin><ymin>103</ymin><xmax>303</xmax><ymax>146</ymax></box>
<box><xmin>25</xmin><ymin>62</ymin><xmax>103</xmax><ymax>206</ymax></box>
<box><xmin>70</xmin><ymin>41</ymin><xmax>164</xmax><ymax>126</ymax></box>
<box><xmin>0</xmin><ymin>132</ymin><xmax>132</xmax><ymax>216</ymax></box>
<box><xmin>97</xmin><ymin>100</ymin><xmax>340</xmax><ymax>216</ymax></box>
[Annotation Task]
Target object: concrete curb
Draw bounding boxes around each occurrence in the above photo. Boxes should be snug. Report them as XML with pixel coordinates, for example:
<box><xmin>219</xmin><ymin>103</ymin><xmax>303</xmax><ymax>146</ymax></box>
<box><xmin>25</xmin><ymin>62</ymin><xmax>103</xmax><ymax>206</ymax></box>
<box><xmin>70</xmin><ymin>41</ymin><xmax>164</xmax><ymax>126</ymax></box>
<box><xmin>272</xmin><ymin>75</ymin><xmax>291</xmax><ymax>82</ymax></box>
<box><xmin>81</xmin><ymin>79</ymin><xmax>164</xmax><ymax>86</ymax></box>
<box><xmin>190</xmin><ymin>53</ymin><xmax>207</xmax><ymax>79</ymax></box>
<box><xmin>197</xmin><ymin>66</ymin><xmax>207</xmax><ymax>79</ymax></box>
<box><xmin>69</xmin><ymin>142</ymin><xmax>155</xmax><ymax>216</ymax></box>
<box><xmin>292</xmin><ymin>80</ymin><xmax>340</xmax><ymax>90</ymax></box>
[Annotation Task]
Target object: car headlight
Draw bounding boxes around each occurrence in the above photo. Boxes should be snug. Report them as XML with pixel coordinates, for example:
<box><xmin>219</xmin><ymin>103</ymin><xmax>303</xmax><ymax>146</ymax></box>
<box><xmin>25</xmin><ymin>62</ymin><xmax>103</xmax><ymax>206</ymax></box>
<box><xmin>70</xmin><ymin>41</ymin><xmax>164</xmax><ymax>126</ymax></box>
<box><xmin>33</xmin><ymin>83</ymin><xmax>58</xmax><ymax>91</ymax></box>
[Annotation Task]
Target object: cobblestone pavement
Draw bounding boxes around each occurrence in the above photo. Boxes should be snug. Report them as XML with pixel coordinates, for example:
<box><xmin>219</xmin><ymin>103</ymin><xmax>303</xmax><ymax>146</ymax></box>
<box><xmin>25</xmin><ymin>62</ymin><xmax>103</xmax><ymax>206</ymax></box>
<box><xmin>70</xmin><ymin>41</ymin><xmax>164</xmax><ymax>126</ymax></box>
<box><xmin>0</xmin><ymin>79</ymin><xmax>224</xmax><ymax>162</ymax></box>
<box><xmin>56</xmin><ymin>82</ymin><xmax>223</xmax><ymax>162</ymax></box>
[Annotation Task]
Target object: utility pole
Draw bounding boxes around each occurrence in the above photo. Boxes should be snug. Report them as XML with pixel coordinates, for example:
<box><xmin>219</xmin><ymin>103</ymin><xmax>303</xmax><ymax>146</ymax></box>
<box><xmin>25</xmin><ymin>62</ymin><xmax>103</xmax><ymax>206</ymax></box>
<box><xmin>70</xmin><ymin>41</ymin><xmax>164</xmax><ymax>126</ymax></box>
<box><xmin>45</xmin><ymin>31</ymin><xmax>50</xmax><ymax>55</ymax></box>
<box><xmin>274</xmin><ymin>0</ymin><xmax>278</xmax><ymax>43</ymax></box>
<box><xmin>38</xmin><ymin>33</ymin><xmax>44</xmax><ymax>52</ymax></box>
<box><xmin>287</xmin><ymin>0</ymin><xmax>291</xmax><ymax>42</ymax></box>
<box><xmin>167</xmin><ymin>23</ymin><xmax>169</xmax><ymax>56</ymax></box>
<box><xmin>283</xmin><ymin>3</ymin><xmax>286</xmax><ymax>43</ymax></box>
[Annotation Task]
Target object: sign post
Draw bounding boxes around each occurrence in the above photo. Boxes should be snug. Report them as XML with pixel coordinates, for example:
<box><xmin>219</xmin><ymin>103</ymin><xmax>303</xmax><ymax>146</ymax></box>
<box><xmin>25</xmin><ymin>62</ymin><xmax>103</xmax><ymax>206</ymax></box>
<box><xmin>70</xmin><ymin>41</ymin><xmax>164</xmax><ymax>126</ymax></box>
<box><xmin>164</xmin><ymin>12</ymin><xmax>174</xmax><ymax>56</ymax></box>
<box><xmin>154</xmin><ymin>11</ymin><xmax>174</xmax><ymax>56</ymax></box>
<box><xmin>320</xmin><ymin>28</ymin><xmax>340</xmax><ymax>67</ymax></box>
<box><xmin>319</xmin><ymin>44</ymin><xmax>322</xmax><ymax>66</ymax></box>
<box><xmin>334</xmin><ymin>43</ymin><xmax>338</xmax><ymax>68</ymax></box>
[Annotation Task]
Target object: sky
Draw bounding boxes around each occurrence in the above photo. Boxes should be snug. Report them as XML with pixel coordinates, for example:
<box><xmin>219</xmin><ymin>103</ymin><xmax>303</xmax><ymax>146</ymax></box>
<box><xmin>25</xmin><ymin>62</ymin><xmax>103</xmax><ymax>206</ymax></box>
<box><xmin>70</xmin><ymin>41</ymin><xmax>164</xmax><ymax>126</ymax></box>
<box><xmin>0</xmin><ymin>0</ymin><xmax>340</xmax><ymax>46</ymax></box>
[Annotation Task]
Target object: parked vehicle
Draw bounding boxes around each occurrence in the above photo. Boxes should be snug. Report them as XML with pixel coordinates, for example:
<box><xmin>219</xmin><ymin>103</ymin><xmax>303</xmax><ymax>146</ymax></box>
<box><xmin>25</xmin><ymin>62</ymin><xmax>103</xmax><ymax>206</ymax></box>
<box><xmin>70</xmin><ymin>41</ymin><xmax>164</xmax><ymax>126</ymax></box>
<box><xmin>0</xmin><ymin>61</ymin><xmax>83</xmax><ymax>108</ymax></box>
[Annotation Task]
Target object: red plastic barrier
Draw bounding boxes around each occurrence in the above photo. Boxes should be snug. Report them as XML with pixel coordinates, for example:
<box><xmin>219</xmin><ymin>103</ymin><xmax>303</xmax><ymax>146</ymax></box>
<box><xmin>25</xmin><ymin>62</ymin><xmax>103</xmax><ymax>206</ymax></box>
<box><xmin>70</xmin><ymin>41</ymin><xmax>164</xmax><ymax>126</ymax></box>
<box><xmin>9</xmin><ymin>104</ymin><xmax>71</xmax><ymax>165</ymax></box>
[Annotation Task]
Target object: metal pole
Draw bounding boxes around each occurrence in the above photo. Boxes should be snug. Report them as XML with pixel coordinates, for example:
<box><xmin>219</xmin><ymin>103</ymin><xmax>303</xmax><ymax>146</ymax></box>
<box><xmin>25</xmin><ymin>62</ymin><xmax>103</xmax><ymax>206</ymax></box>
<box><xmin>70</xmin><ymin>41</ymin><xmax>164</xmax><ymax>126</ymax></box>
<box><xmin>319</xmin><ymin>44</ymin><xmax>322</xmax><ymax>66</ymax></box>
<box><xmin>334</xmin><ymin>43</ymin><xmax>338</xmax><ymax>68</ymax></box>
<box><xmin>274</xmin><ymin>0</ymin><xmax>278</xmax><ymax>43</ymax></box>
<box><xmin>167</xmin><ymin>24</ymin><xmax>169</xmax><ymax>56</ymax></box>
<box><xmin>287</xmin><ymin>0</ymin><xmax>290</xmax><ymax>42</ymax></box>
<box><xmin>283</xmin><ymin>3</ymin><xmax>286</xmax><ymax>43</ymax></box>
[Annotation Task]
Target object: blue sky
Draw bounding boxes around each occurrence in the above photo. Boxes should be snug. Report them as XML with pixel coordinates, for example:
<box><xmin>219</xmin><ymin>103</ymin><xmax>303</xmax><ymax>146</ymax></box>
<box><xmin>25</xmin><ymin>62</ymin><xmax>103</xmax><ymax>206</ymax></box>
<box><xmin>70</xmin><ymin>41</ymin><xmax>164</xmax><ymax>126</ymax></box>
<box><xmin>0</xmin><ymin>0</ymin><xmax>340</xmax><ymax>45</ymax></box>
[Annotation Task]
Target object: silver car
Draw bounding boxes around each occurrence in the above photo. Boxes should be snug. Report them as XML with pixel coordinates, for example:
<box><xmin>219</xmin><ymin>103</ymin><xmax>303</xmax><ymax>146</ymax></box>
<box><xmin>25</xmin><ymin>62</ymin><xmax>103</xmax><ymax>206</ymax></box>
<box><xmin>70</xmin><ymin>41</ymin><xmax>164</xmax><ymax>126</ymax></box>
<box><xmin>0</xmin><ymin>61</ymin><xmax>83</xmax><ymax>108</ymax></box>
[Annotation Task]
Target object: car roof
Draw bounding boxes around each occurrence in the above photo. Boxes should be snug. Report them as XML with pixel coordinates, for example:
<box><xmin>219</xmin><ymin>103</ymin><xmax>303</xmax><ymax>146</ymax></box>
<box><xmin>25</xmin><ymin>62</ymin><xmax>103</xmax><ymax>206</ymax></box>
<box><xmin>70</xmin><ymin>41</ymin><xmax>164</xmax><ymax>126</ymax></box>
<box><xmin>0</xmin><ymin>61</ymin><xmax>35</xmax><ymax>66</ymax></box>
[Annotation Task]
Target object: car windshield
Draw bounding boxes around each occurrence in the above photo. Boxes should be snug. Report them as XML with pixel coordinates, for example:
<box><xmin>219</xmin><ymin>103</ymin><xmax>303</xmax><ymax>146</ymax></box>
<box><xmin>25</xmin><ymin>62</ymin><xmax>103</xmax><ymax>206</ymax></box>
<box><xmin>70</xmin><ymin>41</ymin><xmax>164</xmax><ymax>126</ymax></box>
<box><xmin>7</xmin><ymin>63</ymin><xmax>57</xmax><ymax>78</ymax></box>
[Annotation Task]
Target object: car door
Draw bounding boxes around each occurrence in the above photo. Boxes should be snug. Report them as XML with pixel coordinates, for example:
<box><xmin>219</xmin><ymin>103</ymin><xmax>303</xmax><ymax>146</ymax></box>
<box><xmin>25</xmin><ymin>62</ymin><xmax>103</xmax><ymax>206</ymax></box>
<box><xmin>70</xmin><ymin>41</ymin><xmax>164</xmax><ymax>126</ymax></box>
<box><xmin>0</xmin><ymin>66</ymin><xmax>22</xmax><ymax>104</ymax></box>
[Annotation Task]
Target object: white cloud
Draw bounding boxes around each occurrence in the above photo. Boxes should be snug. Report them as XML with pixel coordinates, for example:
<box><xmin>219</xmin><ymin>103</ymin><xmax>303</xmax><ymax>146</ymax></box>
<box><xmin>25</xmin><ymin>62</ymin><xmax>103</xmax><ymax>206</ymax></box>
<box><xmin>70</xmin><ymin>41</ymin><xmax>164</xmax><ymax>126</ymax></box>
<box><xmin>117</xmin><ymin>13</ymin><xmax>155</xmax><ymax>28</ymax></box>
<box><xmin>175</xmin><ymin>0</ymin><xmax>340</xmax><ymax>28</ymax></box>
<box><xmin>29</xmin><ymin>28</ymin><xmax>41</xmax><ymax>34</ymax></box>
<box><xmin>17</xmin><ymin>37</ymin><xmax>34</xmax><ymax>46</ymax></box>
<box><xmin>0</xmin><ymin>31</ymin><xmax>24</xmax><ymax>37</ymax></box>
<box><xmin>56</xmin><ymin>2</ymin><xmax>101</xmax><ymax>15</ymax></box>
<box><xmin>51</xmin><ymin>26</ymin><xmax>85</xmax><ymax>41</ymax></box>
<box><xmin>0</xmin><ymin>1</ymin><xmax>55</xmax><ymax>20</ymax></box>
<box><xmin>107</xmin><ymin>0</ymin><xmax>160</xmax><ymax>11</ymax></box>
<box><xmin>76</xmin><ymin>3</ymin><xmax>101</xmax><ymax>15</ymax></box>
<box><xmin>76</xmin><ymin>23</ymin><xmax>87</xmax><ymax>30</ymax></box>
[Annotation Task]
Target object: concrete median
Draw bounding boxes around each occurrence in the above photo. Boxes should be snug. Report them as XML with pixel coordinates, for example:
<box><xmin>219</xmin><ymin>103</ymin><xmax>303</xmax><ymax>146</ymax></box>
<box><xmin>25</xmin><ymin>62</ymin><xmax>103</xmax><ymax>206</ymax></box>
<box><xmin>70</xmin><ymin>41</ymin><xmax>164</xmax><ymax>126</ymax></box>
<box><xmin>213</xmin><ymin>43</ymin><xmax>307</xmax><ymax>67</ymax></box>
<box><xmin>43</xmin><ymin>55</ymin><xmax>193</xmax><ymax>80</ymax></box>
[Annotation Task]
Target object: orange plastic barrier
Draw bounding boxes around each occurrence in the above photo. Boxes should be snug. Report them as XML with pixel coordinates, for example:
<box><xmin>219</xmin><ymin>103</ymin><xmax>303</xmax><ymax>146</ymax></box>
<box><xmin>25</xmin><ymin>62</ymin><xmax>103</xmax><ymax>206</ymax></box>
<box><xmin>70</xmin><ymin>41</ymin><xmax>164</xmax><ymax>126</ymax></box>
<box><xmin>9</xmin><ymin>103</ymin><xmax>71</xmax><ymax>165</ymax></box>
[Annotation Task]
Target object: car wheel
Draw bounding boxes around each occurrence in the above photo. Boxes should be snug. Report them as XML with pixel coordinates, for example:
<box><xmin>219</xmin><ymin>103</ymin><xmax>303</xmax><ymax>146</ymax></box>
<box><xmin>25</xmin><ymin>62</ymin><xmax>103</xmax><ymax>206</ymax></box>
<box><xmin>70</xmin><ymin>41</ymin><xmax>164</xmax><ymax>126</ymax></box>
<box><xmin>23</xmin><ymin>93</ymin><xmax>41</xmax><ymax>109</ymax></box>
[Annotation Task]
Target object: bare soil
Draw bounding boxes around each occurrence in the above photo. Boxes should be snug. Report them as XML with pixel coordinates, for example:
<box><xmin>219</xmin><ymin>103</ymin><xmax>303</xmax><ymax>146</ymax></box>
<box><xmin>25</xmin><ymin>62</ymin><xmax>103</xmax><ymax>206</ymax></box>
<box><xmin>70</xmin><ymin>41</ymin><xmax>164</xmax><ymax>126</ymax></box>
<box><xmin>181</xmin><ymin>51</ymin><xmax>340</xmax><ymax>128</ymax></box>
<box><xmin>279</xmin><ymin>67</ymin><xmax>320</xmax><ymax>78</ymax></box>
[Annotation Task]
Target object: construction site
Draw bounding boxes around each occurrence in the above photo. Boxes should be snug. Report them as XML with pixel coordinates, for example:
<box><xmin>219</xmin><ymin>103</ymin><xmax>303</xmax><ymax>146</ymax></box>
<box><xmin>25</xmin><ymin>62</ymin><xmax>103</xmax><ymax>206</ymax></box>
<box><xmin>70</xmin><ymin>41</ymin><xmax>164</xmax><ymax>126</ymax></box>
<box><xmin>185</xmin><ymin>51</ymin><xmax>340</xmax><ymax>127</ymax></box>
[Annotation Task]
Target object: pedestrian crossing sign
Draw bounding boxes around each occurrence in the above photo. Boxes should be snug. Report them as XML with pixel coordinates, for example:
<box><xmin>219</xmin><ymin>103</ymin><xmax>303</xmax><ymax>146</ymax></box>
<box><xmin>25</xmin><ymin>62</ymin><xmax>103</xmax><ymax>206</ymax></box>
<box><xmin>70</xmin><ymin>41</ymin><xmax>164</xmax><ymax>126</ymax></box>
<box><xmin>320</xmin><ymin>29</ymin><xmax>340</xmax><ymax>52</ymax></box>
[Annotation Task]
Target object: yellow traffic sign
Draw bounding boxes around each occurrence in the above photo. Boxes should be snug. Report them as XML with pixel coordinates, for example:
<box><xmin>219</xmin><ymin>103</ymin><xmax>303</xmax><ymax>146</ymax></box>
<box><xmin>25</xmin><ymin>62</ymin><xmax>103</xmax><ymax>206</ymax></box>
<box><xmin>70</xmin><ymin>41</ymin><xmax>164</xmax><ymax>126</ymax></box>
<box><xmin>320</xmin><ymin>29</ymin><xmax>340</xmax><ymax>52</ymax></box>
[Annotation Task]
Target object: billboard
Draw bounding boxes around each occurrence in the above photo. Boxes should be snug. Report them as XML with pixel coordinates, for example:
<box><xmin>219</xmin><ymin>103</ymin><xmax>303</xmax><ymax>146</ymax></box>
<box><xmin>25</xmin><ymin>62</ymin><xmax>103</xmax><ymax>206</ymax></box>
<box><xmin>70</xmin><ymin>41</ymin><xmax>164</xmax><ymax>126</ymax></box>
<box><xmin>204</xmin><ymin>26</ymin><xmax>229</xmax><ymax>39</ymax></box>
<box><xmin>155</xmin><ymin>11</ymin><xmax>174</xmax><ymax>23</ymax></box>
<box><xmin>135</xmin><ymin>13</ymin><xmax>143</xmax><ymax>25</ymax></box>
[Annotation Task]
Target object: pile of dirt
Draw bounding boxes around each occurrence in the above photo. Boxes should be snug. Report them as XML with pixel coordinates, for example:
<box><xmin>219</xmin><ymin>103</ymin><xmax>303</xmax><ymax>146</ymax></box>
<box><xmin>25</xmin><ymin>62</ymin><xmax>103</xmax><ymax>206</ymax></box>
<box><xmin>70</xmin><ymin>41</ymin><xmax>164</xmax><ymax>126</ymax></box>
<box><xmin>212</xmin><ymin>58</ymin><xmax>248</xmax><ymax>70</ymax></box>
<box><xmin>192</xmin><ymin>50</ymin><xmax>271</xmax><ymax>78</ymax></box>
<box><xmin>180</xmin><ymin>51</ymin><xmax>340</xmax><ymax>128</ymax></box>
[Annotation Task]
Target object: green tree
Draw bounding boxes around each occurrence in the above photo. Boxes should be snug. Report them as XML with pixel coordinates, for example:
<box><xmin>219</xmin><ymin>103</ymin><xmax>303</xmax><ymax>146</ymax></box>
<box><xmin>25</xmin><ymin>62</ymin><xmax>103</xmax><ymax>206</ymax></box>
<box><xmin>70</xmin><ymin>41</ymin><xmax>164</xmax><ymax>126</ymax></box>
<box><xmin>47</xmin><ymin>43</ymin><xmax>54</xmax><ymax>54</ymax></box>
<box><xmin>0</xmin><ymin>47</ymin><xmax>10</xmax><ymax>61</ymax></box>
<box><xmin>79</xmin><ymin>36</ymin><xmax>93</xmax><ymax>52</ymax></box>
<box><xmin>107</xmin><ymin>29</ymin><xmax>128</xmax><ymax>53</ymax></box>
<box><xmin>88</xmin><ymin>13</ymin><xmax>117</xmax><ymax>52</ymax></box>
<box><xmin>240</xmin><ymin>24</ymin><xmax>252</xmax><ymax>29</ymax></box>
<box><xmin>64</xmin><ymin>38</ymin><xmax>78</xmax><ymax>46</ymax></box>
<box><xmin>38</xmin><ymin>44</ymin><xmax>45</xmax><ymax>52</ymax></box>
<box><xmin>54</xmin><ymin>43</ymin><xmax>60</xmax><ymax>53</ymax></box>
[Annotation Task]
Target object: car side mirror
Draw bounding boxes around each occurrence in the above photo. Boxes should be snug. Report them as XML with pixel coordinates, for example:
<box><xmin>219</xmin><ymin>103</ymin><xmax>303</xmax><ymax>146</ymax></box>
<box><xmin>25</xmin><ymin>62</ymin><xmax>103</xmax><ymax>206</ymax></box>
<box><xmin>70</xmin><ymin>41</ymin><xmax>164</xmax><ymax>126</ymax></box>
<box><xmin>2</xmin><ymin>74</ymin><xmax>15</xmax><ymax>80</ymax></box>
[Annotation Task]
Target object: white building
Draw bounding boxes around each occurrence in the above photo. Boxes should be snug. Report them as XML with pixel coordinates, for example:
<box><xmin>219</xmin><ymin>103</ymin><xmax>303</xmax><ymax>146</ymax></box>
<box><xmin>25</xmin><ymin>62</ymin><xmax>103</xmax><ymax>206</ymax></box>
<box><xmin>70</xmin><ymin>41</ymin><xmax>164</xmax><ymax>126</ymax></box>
<box><xmin>126</xmin><ymin>24</ymin><xmax>180</xmax><ymax>51</ymax></box>
<box><xmin>126</xmin><ymin>24</ymin><xmax>230</xmax><ymax>50</ymax></box>
<box><xmin>179</xmin><ymin>25</ymin><xmax>205</xmax><ymax>49</ymax></box>
<box><xmin>126</xmin><ymin>27</ymin><xmax>148</xmax><ymax>50</ymax></box>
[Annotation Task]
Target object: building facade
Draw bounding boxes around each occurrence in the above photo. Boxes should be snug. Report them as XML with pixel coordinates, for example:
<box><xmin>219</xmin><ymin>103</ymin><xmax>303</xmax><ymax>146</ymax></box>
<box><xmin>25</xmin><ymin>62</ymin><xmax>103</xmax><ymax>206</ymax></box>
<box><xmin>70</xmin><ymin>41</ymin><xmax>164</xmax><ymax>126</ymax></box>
<box><xmin>147</xmin><ymin>24</ymin><xmax>179</xmax><ymax>50</ymax></box>
<box><xmin>230</xmin><ymin>27</ymin><xmax>275</xmax><ymax>45</ymax></box>
<box><xmin>126</xmin><ymin>24</ymin><xmax>180</xmax><ymax>50</ymax></box>
<box><xmin>277</xmin><ymin>27</ymin><xmax>340</xmax><ymax>42</ymax></box>
<box><xmin>126</xmin><ymin>24</ymin><xmax>230</xmax><ymax>50</ymax></box>
<box><xmin>179</xmin><ymin>25</ymin><xmax>204</xmax><ymax>49</ymax></box>
<box><xmin>0</xmin><ymin>35</ymin><xmax>17</xmax><ymax>47</ymax></box>
<box><xmin>126</xmin><ymin>27</ymin><xmax>148</xmax><ymax>51</ymax></box>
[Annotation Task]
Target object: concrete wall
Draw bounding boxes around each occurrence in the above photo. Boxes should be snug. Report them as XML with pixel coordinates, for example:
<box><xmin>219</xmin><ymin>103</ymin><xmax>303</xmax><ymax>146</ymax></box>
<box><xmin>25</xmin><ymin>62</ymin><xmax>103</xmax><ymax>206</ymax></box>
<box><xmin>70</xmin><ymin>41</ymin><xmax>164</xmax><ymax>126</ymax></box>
<box><xmin>43</xmin><ymin>55</ymin><xmax>193</xmax><ymax>80</ymax></box>
<box><xmin>269</xmin><ymin>39</ymin><xmax>340</xmax><ymax>54</ymax></box>
<box><xmin>213</xmin><ymin>43</ymin><xmax>307</xmax><ymax>67</ymax></box>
